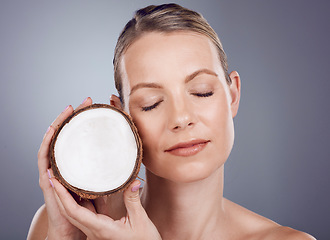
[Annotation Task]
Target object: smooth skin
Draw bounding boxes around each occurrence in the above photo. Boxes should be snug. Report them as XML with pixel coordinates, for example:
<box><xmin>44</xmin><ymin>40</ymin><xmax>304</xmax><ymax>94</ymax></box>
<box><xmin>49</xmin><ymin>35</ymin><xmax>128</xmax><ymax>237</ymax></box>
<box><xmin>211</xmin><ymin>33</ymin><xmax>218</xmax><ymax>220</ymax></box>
<box><xmin>28</xmin><ymin>32</ymin><xmax>315</xmax><ymax>240</ymax></box>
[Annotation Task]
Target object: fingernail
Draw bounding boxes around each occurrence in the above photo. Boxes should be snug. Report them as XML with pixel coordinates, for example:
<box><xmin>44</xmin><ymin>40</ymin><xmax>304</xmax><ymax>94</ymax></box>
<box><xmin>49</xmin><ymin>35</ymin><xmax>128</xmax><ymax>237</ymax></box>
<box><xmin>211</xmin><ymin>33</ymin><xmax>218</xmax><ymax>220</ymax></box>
<box><xmin>63</xmin><ymin>105</ymin><xmax>71</xmax><ymax>112</ymax></box>
<box><xmin>47</xmin><ymin>169</ymin><xmax>51</xmax><ymax>179</ymax></box>
<box><xmin>131</xmin><ymin>183</ymin><xmax>141</xmax><ymax>192</ymax></box>
<box><xmin>82</xmin><ymin>97</ymin><xmax>89</xmax><ymax>104</ymax></box>
<box><xmin>49</xmin><ymin>179</ymin><xmax>54</xmax><ymax>188</ymax></box>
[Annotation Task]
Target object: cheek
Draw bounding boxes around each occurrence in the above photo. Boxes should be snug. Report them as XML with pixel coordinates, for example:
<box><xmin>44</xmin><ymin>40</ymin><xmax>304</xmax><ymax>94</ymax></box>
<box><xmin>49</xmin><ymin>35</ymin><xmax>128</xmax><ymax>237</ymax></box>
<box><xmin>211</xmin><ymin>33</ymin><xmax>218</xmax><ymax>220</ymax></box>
<box><xmin>129</xmin><ymin>110</ymin><xmax>172</xmax><ymax>178</ymax></box>
<box><xmin>130</xmin><ymin>112</ymin><xmax>164</xmax><ymax>155</ymax></box>
<box><xmin>199</xmin><ymin>96</ymin><xmax>231</xmax><ymax>129</ymax></box>
<box><xmin>199</xmin><ymin>96</ymin><xmax>234</xmax><ymax>154</ymax></box>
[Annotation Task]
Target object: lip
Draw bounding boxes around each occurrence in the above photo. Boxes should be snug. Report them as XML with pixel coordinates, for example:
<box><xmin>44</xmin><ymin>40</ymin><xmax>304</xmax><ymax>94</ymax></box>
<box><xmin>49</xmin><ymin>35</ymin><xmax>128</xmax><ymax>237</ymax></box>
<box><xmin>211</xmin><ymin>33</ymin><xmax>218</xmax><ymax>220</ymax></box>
<box><xmin>165</xmin><ymin>139</ymin><xmax>210</xmax><ymax>157</ymax></box>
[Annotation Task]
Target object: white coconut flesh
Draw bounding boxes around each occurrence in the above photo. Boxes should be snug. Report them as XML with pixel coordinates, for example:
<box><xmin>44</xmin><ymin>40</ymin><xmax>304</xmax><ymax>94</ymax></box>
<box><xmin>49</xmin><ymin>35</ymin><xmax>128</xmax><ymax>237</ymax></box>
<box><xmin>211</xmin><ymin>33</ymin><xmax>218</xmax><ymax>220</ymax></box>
<box><xmin>54</xmin><ymin>108</ymin><xmax>138</xmax><ymax>192</ymax></box>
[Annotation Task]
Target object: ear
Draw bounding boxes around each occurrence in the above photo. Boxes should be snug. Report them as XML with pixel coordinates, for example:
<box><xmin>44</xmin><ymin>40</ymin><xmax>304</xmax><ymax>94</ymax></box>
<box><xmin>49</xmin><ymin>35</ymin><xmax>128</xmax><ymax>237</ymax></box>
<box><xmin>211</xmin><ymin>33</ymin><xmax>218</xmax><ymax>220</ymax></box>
<box><xmin>110</xmin><ymin>94</ymin><xmax>123</xmax><ymax>110</ymax></box>
<box><xmin>228</xmin><ymin>71</ymin><xmax>241</xmax><ymax>118</ymax></box>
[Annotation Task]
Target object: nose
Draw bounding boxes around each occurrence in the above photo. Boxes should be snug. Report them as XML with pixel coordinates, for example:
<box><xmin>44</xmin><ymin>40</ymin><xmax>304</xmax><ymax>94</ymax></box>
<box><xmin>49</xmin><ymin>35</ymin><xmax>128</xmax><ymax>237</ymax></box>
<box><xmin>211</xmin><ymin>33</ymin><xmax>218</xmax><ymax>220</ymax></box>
<box><xmin>167</xmin><ymin>98</ymin><xmax>196</xmax><ymax>131</ymax></box>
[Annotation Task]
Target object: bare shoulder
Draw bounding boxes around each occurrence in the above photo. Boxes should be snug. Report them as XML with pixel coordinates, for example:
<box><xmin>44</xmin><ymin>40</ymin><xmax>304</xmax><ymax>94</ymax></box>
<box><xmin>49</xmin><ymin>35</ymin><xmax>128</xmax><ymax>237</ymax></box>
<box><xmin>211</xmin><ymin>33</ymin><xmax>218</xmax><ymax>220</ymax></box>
<box><xmin>223</xmin><ymin>199</ymin><xmax>315</xmax><ymax>240</ymax></box>
<box><xmin>27</xmin><ymin>204</ymin><xmax>48</xmax><ymax>240</ymax></box>
<box><xmin>260</xmin><ymin>226</ymin><xmax>316</xmax><ymax>240</ymax></box>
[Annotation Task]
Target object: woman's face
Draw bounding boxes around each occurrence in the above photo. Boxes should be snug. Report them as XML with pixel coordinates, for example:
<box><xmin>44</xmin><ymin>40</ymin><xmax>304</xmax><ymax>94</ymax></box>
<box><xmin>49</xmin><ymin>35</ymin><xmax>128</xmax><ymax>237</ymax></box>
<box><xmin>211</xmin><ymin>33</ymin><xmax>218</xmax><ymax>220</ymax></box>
<box><xmin>120</xmin><ymin>32</ymin><xmax>240</xmax><ymax>183</ymax></box>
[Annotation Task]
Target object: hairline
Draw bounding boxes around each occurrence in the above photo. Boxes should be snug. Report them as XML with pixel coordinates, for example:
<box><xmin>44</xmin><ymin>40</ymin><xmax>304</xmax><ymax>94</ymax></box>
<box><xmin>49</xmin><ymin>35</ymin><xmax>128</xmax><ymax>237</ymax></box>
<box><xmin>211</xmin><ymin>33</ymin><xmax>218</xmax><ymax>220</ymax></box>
<box><xmin>117</xmin><ymin>29</ymin><xmax>230</xmax><ymax>107</ymax></box>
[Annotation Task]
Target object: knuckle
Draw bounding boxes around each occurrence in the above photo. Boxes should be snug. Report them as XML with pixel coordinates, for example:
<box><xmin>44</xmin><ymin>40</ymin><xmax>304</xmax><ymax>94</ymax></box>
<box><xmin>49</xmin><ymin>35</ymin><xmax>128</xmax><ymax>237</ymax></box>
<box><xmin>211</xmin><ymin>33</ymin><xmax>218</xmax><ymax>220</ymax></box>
<box><xmin>39</xmin><ymin>179</ymin><xmax>44</xmax><ymax>190</ymax></box>
<box><xmin>38</xmin><ymin>178</ymin><xmax>43</xmax><ymax>187</ymax></box>
<box><xmin>95</xmin><ymin>222</ymin><xmax>104</xmax><ymax>232</ymax></box>
<box><xmin>125</xmin><ymin>190</ymin><xmax>140</xmax><ymax>202</ymax></box>
<box><xmin>37</xmin><ymin>148</ymin><xmax>48</xmax><ymax>161</ymax></box>
<box><xmin>58</xmin><ymin>205</ymin><xmax>66</xmax><ymax>216</ymax></box>
<box><xmin>65</xmin><ymin>209</ymin><xmax>73</xmax><ymax>218</ymax></box>
<box><xmin>93</xmin><ymin>226</ymin><xmax>105</xmax><ymax>239</ymax></box>
<box><xmin>94</xmin><ymin>231</ymin><xmax>102</xmax><ymax>239</ymax></box>
<box><xmin>65</xmin><ymin>206</ymin><xmax>75</xmax><ymax>218</ymax></box>
<box><xmin>39</xmin><ymin>176</ymin><xmax>47</xmax><ymax>190</ymax></box>
<box><xmin>37</xmin><ymin>150</ymin><xmax>42</xmax><ymax>159</ymax></box>
<box><xmin>127</xmin><ymin>195</ymin><xmax>139</xmax><ymax>202</ymax></box>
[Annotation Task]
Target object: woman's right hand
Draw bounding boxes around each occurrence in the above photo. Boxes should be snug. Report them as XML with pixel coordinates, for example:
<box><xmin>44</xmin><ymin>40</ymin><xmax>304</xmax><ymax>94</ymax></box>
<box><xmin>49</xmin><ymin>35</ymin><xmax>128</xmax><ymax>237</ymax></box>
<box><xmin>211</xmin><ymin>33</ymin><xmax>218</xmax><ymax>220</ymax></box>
<box><xmin>38</xmin><ymin>97</ymin><xmax>93</xmax><ymax>240</ymax></box>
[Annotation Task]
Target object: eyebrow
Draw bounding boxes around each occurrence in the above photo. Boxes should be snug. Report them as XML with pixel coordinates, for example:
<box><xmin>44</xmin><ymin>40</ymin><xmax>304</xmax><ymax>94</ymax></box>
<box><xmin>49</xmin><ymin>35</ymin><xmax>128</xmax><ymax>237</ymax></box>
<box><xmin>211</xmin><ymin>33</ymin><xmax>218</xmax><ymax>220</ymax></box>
<box><xmin>185</xmin><ymin>68</ymin><xmax>218</xmax><ymax>83</ymax></box>
<box><xmin>129</xmin><ymin>82</ymin><xmax>163</xmax><ymax>96</ymax></box>
<box><xmin>129</xmin><ymin>68</ymin><xmax>218</xmax><ymax>96</ymax></box>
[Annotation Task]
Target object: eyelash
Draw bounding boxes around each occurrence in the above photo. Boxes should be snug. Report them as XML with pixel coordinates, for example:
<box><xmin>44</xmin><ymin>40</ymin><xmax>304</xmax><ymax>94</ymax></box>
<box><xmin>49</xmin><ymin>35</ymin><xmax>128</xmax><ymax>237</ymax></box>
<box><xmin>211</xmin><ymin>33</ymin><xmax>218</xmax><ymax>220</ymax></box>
<box><xmin>141</xmin><ymin>100</ymin><xmax>163</xmax><ymax>112</ymax></box>
<box><xmin>141</xmin><ymin>91</ymin><xmax>213</xmax><ymax>112</ymax></box>
<box><xmin>192</xmin><ymin>91</ymin><xmax>214</xmax><ymax>97</ymax></box>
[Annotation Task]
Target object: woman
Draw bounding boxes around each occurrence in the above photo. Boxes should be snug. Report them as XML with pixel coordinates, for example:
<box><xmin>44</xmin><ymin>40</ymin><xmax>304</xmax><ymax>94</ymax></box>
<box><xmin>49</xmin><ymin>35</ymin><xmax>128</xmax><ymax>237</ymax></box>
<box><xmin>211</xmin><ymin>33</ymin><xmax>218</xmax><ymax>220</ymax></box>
<box><xmin>28</xmin><ymin>4</ymin><xmax>315</xmax><ymax>240</ymax></box>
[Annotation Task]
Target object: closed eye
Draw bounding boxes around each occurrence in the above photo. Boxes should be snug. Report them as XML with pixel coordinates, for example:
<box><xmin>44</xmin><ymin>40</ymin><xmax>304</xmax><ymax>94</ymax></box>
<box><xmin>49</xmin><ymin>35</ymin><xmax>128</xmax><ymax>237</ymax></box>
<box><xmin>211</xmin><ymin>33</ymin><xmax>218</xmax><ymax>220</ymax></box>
<box><xmin>141</xmin><ymin>100</ymin><xmax>163</xmax><ymax>112</ymax></box>
<box><xmin>192</xmin><ymin>91</ymin><xmax>214</xmax><ymax>97</ymax></box>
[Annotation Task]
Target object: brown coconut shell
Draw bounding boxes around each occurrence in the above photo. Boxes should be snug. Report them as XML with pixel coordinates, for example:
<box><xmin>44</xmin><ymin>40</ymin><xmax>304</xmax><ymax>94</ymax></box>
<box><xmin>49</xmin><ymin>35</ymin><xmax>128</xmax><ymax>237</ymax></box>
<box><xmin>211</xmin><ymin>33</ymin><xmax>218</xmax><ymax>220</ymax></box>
<box><xmin>49</xmin><ymin>103</ymin><xmax>142</xmax><ymax>199</ymax></box>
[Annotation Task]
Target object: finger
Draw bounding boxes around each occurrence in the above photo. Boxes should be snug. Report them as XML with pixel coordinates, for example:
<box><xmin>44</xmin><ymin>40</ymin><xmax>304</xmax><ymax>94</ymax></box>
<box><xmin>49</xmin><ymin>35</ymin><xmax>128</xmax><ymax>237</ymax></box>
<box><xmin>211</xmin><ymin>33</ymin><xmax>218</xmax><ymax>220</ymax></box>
<box><xmin>42</xmin><ymin>169</ymin><xmax>66</xmax><ymax>221</ymax></box>
<box><xmin>123</xmin><ymin>180</ymin><xmax>144</xmax><ymax>225</ymax></box>
<box><xmin>38</xmin><ymin>126</ymin><xmax>55</xmax><ymax>175</ymax></box>
<box><xmin>75</xmin><ymin>97</ymin><xmax>93</xmax><ymax>111</ymax></box>
<box><xmin>39</xmin><ymin>98</ymin><xmax>92</xmax><ymax>178</ymax></box>
<box><xmin>51</xmin><ymin>181</ymin><xmax>92</xmax><ymax>235</ymax></box>
<box><xmin>38</xmin><ymin>106</ymin><xmax>73</xmax><ymax>217</ymax></box>
<box><xmin>79</xmin><ymin>198</ymin><xmax>97</xmax><ymax>214</ymax></box>
<box><xmin>50</xmin><ymin>97</ymin><xmax>92</xmax><ymax>130</ymax></box>
<box><xmin>93</xmin><ymin>196</ymin><xmax>108</xmax><ymax>215</ymax></box>
<box><xmin>38</xmin><ymin>105</ymin><xmax>73</xmax><ymax>175</ymax></box>
<box><xmin>110</xmin><ymin>95</ymin><xmax>122</xmax><ymax>109</ymax></box>
<box><xmin>51</xmin><ymin>105</ymin><xmax>74</xmax><ymax>129</ymax></box>
<box><xmin>52</xmin><ymin>178</ymin><xmax>113</xmax><ymax>230</ymax></box>
<box><xmin>39</xmin><ymin>98</ymin><xmax>91</xmax><ymax>174</ymax></box>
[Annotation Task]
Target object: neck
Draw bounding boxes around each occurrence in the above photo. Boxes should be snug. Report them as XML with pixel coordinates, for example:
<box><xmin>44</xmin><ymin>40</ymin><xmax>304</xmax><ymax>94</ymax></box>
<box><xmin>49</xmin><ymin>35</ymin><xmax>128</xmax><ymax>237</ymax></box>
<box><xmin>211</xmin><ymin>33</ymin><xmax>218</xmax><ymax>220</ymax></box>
<box><xmin>140</xmin><ymin>166</ymin><xmax>227</xmax><ymax>240</ymax></box>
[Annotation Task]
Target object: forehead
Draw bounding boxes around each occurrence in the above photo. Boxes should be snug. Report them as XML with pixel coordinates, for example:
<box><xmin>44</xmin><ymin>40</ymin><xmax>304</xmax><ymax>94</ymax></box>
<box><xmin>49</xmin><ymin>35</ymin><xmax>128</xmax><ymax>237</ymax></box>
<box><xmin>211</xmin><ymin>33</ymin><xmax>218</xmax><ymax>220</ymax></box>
<box><xmin>123</xmin><ymin>31</ymin><xmax>219</xmax><ymax>72</ymax></box>
<box><xmin>120</xmin><ymin>31</ymin><xmax>224</xmax><ymax>97</ymax></box>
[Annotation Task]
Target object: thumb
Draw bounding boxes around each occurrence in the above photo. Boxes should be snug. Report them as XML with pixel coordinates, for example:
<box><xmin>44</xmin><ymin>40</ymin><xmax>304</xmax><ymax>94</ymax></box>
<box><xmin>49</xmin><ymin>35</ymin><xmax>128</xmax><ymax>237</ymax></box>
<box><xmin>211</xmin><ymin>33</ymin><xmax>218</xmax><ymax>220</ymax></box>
<box><xmin>123</xmin><ymin>180</ymin><xmax>143</xmax><ymax>221</ymax></box>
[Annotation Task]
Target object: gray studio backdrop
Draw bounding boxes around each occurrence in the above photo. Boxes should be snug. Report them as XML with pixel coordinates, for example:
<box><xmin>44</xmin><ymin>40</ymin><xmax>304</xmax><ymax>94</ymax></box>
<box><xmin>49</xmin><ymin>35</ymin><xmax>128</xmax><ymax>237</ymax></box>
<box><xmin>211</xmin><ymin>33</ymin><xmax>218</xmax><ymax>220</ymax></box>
<box><xmin>1</xmin><ymin>1</ymin><xmax>329</xmax><ymax>239</ymax></box>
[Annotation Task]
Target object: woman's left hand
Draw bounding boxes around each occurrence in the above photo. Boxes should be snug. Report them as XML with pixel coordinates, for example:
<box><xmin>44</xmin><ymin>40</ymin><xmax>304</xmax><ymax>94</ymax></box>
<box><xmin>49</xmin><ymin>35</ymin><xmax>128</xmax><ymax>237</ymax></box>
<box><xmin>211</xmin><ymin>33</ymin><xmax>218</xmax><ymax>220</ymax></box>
<box><xmin>50</xmin><ymin>178</ymin><xmax>162</xmax><ymax>240</ymax></box>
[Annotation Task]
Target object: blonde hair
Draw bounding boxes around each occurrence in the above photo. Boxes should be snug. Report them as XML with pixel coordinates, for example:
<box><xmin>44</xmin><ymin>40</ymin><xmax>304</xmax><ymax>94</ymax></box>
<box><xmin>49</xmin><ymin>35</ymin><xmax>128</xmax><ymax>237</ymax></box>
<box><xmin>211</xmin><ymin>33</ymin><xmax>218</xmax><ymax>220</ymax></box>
<box><xmin>113</xmin><ymin>3</ymin><xmax>230</xmax><ymax>104</ymax></box>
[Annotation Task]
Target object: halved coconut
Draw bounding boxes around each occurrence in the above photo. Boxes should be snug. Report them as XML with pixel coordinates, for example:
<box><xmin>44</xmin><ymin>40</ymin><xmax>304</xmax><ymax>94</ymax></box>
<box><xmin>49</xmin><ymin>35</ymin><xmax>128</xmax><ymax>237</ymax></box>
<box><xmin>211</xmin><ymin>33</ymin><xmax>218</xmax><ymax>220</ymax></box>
<box><xmin>49</xmin><ymin>104</ymin><xmax>142</xmax><ymax>199</ymax></box>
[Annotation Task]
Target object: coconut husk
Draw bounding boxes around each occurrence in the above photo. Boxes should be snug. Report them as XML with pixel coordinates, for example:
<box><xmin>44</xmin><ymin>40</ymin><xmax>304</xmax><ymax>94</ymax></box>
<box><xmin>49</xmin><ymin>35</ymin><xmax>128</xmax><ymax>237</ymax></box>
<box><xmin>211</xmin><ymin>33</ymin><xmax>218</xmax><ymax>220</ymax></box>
<box><xmin>49</xmin><ymin>104</ymin><xmax>142</xmax><ymax>199</ymax></box>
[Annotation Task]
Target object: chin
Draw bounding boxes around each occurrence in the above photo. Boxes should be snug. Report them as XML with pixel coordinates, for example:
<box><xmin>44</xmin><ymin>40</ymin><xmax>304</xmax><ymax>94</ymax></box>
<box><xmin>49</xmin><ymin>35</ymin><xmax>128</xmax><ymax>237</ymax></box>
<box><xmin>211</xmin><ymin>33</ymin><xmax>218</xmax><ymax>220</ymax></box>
<box><xmin>175</xmin><ymin>161</ymin><xmax>224</xmax><ymax>183</ymax></box>
<box><xmin>145</xmin><ymin>155</ymin><xmax>225</xmax><ymax>184</ymax></box>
